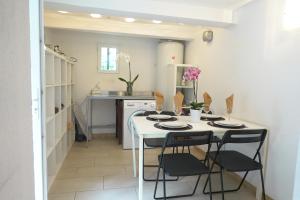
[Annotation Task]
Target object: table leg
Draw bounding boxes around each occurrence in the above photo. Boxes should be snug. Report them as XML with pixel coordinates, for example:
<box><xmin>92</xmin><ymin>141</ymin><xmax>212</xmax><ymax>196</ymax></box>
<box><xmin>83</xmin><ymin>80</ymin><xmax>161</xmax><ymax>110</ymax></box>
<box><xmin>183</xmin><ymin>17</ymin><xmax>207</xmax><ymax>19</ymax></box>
<box><xmin>131</xmin><ymin>122</ymin><xmax>137</xmax><ymax>177</ymax></box>
<box><xmin>138</xmin><ymin>134</ymin><xmax>144</xmax><ymax>200</ymax></box>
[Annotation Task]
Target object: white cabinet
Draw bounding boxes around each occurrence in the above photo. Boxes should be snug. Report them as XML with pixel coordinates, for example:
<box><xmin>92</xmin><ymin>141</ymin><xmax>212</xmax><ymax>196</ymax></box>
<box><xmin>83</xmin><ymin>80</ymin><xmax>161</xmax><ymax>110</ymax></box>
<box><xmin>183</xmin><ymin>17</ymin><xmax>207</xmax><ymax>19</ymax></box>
<box><xmin>43</xmin><ymin>47</ymin><xmax>75</xmax><ymax>190</ymax></box>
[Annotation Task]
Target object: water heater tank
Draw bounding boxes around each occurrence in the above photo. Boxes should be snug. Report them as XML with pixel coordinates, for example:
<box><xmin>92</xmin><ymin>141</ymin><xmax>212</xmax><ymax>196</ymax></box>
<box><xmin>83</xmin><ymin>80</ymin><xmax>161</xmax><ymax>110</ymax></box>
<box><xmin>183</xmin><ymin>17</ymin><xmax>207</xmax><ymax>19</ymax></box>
<box><xmin>156</xmin><ymin>41</ymin><xmax>184</xmax><ymax>110</ymax></box>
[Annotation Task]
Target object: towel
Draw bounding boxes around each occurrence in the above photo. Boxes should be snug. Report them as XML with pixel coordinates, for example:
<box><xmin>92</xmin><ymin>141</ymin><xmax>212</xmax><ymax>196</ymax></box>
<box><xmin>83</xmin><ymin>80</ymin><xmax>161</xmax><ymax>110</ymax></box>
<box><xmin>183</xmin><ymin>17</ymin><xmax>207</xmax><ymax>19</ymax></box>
<box><xmin>174</xmin><ymin>91</ymin><xmax>184</xmax><ymax>111</ymax></box>
<box><xmin>154</xmin><ymin>91</ymin><xmax>164</xmax><ymax>107</ymax></box>
<box><xmin>203</xmin><ymin>92</ymin><xmax>212</xmax><ymax>112</ymax></box>
<box><xmin>226</xmin><ymin>94</ymin><xmax>234</xmax><ymax>114</ymax></box>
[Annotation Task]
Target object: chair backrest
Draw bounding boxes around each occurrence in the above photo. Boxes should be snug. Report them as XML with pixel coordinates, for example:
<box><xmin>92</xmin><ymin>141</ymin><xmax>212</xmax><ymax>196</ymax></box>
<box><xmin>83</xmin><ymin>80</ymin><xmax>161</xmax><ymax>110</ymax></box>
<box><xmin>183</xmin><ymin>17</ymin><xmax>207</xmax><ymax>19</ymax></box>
<box><xmin>163</xmin><ymin>131</ymin><xmax>213</xmax><ymax>150</ymax></box>
<box><xmin>218</xmin><ymin>129</ymin><xmax>267</xmax><ymax>161</ymax></box>
<box><xmin>221</xmin><ymin>129</ymin><xmax>267</xmax><ymax>145</ymax></box>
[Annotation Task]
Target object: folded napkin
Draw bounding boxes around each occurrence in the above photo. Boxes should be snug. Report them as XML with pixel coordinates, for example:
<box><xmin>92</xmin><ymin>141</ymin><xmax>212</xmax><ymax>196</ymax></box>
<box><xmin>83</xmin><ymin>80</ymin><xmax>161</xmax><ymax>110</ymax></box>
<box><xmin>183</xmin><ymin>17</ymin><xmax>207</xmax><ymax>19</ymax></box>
<box><xmin>203</xmin><ymin>92</ymin><xmax>212</xmax><ymax>112</ymax></box>
<box><xmin>154</xmin><ymin>91</ymin><xmax>164</xmax><ymax>106</ymax></box>
<box><xmin>174</xmin><ymin>91</ymin><xmax>184</xmax><ymax>110</ymax></box>
<box><xmin>226</xmin><ymin>94</ymin><xmax>234</xmax><ymax>114</ymax></box>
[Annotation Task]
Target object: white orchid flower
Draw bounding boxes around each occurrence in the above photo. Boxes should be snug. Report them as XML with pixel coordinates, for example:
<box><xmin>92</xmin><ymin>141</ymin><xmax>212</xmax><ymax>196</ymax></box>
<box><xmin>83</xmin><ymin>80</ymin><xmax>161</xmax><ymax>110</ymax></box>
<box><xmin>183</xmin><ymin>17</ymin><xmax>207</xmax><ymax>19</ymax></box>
<box><xmin>117</xmin><ymin>52</ymin><xmax>131</xmax><ymax>63</ymax></box>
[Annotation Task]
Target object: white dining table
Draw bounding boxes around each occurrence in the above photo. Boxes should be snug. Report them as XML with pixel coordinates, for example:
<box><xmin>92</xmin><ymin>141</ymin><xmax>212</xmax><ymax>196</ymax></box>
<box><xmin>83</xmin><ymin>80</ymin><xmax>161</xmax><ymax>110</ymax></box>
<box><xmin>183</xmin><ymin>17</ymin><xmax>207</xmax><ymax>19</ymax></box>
<box><xmin>131</xmin><ymin>116</ymin><xmax>268</xmax><ymax>200</ymax></box>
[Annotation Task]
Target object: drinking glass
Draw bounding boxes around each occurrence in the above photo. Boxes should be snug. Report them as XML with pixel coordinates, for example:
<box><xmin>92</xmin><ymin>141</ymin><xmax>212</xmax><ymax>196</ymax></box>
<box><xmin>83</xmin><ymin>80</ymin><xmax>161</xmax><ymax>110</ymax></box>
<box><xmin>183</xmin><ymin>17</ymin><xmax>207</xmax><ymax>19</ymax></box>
<box><xmin>175</xmin><ymin>106</ymin><xmax>182</xmax><ymax>116</ymax></box>
<box><xmin>226</xmin><ymin>108</ymin><xmax>231</xmax><ymax>121</ymax></box>
<box><xmin>156</xmin><ymin>104</ymin><xmax>163</xmax><ymax>114</ymax></box>
<box><xmin>203</xmin><ymin>105</ymin><xmax>210</xmax><ymax>120</ymax></box>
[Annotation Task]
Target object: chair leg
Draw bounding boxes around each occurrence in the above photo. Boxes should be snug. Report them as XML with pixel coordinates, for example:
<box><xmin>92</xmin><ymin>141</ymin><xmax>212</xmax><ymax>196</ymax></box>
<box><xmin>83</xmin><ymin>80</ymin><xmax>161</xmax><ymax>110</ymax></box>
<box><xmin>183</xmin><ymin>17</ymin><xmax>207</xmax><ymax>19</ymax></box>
<box><xmin>203</xmin><ymin>161</ymin><xmax>216</xmax><ymax>194</ymax></box>
<box><xmin>154</xmin><ymin>175</ymin><xmax>202</xmax><ymax>199</ymax></box>
<box><xmin>163</xmin><ymin>168</ymin><xmax>167</xmax><ymax>200</ymax></box>
<box><xmin>208</xmin><ymin>173</ymin><xmax>212</xmax><ymax>200</ymax></box>
<box><xmin>203</xmin><ymin>169</ymin><xmax>250</xmax><ymax>195</ymax></box>
<box><xmin>260</xmin><ymin>168</ymin><xmax>266</xmax><ymax>200</ymax></box>
<box><xmin>153</xmin><ymin>165</ymin><xmax>161</xmax><ymax>199</ymax></box>
<box><xmin>220</xmin><ymin>168</ymin><xmax>225</xmax><ymax>200</ymax></box>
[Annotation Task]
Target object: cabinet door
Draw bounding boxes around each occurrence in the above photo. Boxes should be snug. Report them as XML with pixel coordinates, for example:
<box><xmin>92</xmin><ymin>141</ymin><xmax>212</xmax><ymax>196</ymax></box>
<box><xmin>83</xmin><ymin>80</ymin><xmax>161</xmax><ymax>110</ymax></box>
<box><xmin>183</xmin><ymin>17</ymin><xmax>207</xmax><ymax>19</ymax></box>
<box><xmin>115</xmin><ymin>100</ymin><xmax>123</xmax><ymax>144</ymax></box>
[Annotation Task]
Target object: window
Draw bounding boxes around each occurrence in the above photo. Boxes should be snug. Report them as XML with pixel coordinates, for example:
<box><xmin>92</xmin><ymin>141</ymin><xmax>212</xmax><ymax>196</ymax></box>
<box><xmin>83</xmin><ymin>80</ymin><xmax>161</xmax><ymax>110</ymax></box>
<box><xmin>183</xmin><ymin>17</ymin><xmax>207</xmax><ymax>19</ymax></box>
<box><xmin>98</xmin><ymin>44</ymin><xmax>118</xmax><ymax>73</ymax></box>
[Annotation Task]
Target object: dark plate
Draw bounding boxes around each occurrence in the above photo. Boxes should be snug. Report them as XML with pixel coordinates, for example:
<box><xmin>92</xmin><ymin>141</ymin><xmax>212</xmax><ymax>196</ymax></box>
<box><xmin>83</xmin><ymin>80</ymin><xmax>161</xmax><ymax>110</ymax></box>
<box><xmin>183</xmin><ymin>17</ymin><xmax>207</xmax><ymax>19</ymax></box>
<box><xmin>207</xmin><ymin>121</ymin><xmax>246</xmax><ymax>129</ymax></box>
<box><xmin>146</xmin><ymin>117</ymin><xmax>177</xmax><ymax>122</ymax></box>
<box><xmin>154</xmin><ymin>123</ymin><xmax>193</xmax><ymax>130</ymax></box>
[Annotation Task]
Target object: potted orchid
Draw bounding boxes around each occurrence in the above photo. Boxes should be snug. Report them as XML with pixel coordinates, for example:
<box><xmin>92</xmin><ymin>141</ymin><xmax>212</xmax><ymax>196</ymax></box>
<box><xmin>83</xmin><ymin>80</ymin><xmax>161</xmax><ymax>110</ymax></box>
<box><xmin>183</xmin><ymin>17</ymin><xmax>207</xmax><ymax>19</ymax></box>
<box><xmin>117</xmin><ymin>52</ymin><xmax>139</xmax><ymax>96</ymax></box>
<box><xmin>183</xmin><ymin>67</ymin><xmax>204</xmax><ymax>122</ymax></box>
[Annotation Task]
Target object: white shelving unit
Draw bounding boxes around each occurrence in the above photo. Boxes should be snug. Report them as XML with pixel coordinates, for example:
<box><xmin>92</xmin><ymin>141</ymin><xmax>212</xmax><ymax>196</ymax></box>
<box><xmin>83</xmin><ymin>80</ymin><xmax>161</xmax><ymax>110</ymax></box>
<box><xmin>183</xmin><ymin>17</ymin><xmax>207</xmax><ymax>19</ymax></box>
<box><xmin>43</xmin><ymin>47</ymin><xmax>76</xmax><ymax>190</ymax></box>
<box><xmin>167</xmin><ymin>64</ymin><xmax>195</xmax><ymax>109</ymax></box>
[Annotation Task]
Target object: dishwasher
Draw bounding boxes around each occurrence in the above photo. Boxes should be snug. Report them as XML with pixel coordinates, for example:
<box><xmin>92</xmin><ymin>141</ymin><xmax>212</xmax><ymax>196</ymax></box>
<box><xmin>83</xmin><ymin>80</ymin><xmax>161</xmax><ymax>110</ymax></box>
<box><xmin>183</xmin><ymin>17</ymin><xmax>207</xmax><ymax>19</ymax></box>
<box><xmin>123</xmin><ymin>100</ymin><xmax>156</xmax><ymax>149</ymax></box>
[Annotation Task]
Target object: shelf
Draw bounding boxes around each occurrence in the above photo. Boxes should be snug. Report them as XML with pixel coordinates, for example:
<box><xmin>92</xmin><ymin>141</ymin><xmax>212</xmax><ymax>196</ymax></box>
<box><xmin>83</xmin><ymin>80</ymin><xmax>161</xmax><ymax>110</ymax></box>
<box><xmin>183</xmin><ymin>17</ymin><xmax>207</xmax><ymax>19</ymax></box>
<box><xmin>44</xmin><ymin>45</ymin><xmax>75</xmax><ymax>191</ymax></box>
<box><xmin>168</xmin><ymin>63</ymin><xmax>194</xmax><ymax>68</ymax></box>
<box><xmin>45</xmin><ymin>46</ymin><xmax>75</xmax><ymax>64</ymax></box>
<box><xmin>46</xmin><ymin>83</ymin><xmax>74</xmax><ymax>87</ymax></box>
<box><xmin>47</xmin><ymin>129</ymin><xmax>67</xmax><ymax>158</ymax></box>
<box><xmin>176</xmin><ymin>85</ymin><xmax>193</xmax><ymax>89</ymax></box>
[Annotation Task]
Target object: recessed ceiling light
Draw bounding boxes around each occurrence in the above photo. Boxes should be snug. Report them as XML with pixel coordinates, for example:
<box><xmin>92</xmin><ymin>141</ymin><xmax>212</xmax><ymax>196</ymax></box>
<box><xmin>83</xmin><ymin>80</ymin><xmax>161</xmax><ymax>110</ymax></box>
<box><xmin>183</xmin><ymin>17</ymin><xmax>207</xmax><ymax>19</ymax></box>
<box><xmin>90</xmin><ymin>13</ymin><xmax>102</xmax><ymax>18</ymax></box>
<box><xmin>57</xmin><ymin>10</ymin><xmax>69</xmax><ymax>14</ymax></box>
<box><xmin>124</xmin><ymin>18</ymin><xmax>135</xmax><ymax>23</ymax></box>
<box><xmin>152</xmin><ymin>20</ymin><xmax>162</xmax><ymax>24</ymax></box>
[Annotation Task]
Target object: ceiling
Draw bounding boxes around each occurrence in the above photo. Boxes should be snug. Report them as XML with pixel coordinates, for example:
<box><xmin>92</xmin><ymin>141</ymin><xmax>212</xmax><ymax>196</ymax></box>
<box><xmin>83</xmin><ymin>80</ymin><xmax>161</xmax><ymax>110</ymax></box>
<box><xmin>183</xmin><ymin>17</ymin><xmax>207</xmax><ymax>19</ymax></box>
<box><xmin>44</xmin><ymin>0</ymin><xmax>254</xmax><ymax>26</ymax></box>
<box><xmin>152</xmin><ymin>0</ymin><xmax>252</xmax><ymax>9</ymax></box>
<box><xmin>44</xmin><ymin>0</ymin><xmax>254</xmax><ymax>39</ymax></box>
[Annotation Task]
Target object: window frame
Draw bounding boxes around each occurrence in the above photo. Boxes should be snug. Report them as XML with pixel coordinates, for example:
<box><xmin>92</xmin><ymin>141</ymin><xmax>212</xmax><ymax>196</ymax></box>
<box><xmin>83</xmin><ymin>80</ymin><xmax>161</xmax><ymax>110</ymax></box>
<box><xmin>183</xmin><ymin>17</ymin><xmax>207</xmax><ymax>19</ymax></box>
<box><xmin>97</xmin><ymin>43</ymin><xmax>119</xmax><ymax>73</ymax></box>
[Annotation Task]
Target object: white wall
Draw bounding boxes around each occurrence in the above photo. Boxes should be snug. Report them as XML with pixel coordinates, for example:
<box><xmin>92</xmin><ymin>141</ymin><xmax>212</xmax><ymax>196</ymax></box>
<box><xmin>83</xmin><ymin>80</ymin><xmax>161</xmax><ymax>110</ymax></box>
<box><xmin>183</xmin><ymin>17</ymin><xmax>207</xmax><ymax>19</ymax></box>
<box><xmin>185</xmin><ymin>0</ymin><xmax>300</xmax><ymax>199</ymax></box>
<box><xmin>45</xmin><ymin>28</ymin><xmax>158</xmax><ymax>132</ymax></box>
<box><xmin>0</xmin><ymin>0</ymin><xmax>35</xmax><ymax>199</ymax></box>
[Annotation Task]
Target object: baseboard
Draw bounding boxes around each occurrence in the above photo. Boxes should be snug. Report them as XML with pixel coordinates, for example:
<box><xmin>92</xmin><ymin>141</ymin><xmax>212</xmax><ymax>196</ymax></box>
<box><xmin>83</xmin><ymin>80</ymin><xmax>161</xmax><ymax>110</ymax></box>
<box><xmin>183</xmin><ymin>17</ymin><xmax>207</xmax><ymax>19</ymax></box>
<box><xmin>193</xmin><ymin>147</ymin><xmax>273</xmax><ymax>200</ymax></box>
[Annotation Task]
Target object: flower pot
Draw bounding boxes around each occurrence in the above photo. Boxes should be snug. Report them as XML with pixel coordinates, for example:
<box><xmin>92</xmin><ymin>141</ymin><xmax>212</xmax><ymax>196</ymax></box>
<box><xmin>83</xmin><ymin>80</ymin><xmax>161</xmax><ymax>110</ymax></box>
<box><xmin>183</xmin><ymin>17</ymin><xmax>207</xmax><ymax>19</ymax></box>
<box><xmin>190</xmin><ymin>109</ymin><xmax>201</xmax><ymax>122</ymax></box>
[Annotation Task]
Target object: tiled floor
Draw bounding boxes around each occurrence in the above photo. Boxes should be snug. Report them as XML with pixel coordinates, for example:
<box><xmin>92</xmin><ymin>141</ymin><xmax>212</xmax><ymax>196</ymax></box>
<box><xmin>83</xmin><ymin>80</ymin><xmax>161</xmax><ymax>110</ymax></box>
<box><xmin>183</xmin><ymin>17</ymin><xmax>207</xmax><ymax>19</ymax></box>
<box><xmin>48</xmin><ymin>134</ymin><xmax>256</xmax><ymax>200</ymax></box>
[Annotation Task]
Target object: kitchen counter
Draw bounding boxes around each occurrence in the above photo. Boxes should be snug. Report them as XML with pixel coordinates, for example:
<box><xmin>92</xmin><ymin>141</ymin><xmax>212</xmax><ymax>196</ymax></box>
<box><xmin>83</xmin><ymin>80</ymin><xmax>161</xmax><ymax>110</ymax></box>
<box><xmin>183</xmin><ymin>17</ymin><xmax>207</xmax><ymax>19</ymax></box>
<box><xmin>86</xmin><ymin>91</ymin><xmax>155</xmax><ymax>143</ymax></box>
<box><xmin>88</xmin><ymin>91</ymin><xmax>155</xmax><ymax>100</ymax></box>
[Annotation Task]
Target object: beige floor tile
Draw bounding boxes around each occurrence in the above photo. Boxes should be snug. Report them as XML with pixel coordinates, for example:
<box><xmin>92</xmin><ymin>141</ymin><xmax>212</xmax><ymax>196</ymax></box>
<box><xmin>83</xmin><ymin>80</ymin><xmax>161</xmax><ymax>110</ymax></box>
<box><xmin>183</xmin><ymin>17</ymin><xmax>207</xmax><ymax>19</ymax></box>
<box><xmin>104</xmin><ymin>174</ymin><xmax>138</xmax><ymax>189</ymax></box>
<box><xmin>56</xmin><ymin>168</ymin><xmax>78</xmax><ymax>180</ymax></box>
<box><xmin>75</xmin><ymin>188</ymin><xmax>137</xmax><ymax>200</ymax></box>
<box><xmin>49</xmin><ymin>134</ymin><xmax>257</xmax><ymax>200</ymax></box>
<box><xmin>62</xmin><ymin>158</ymin><xmax>94</xmax><ymax>169</ymax></box>
<box><xmin>76</xmin><ymin>165</ymin><xmax>126</xmax><ymax>177</ymax></box>
<box><xmin>95</xmin><ymin>155</ymin><xmax>133</xmax><ymax>166</ymax></box>
<box><xmin>140</xmin><ymin>181</ymin><xmax>200</xmax><ymax>200</ymax></box>
<box><xmin>48</xmin><ymin>193</ymin><xmax>75</xmax><ymax>200</ymax></box>
<box><xmin>49</xmin><ymin>177</ymin><xmax>103</xmax><ymax>194</ymax></box>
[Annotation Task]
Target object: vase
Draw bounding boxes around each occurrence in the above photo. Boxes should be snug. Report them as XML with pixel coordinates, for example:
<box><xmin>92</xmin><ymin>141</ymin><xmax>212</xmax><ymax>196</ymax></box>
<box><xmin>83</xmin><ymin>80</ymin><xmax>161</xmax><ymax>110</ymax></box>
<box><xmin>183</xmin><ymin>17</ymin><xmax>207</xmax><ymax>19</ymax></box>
<box><xmin>126</xmin><ymin>84</ymin><xmax>133</xmax><ymax>96</ymax></box>
<box><xmin>190</xmin><ymin>109</ymin><xmax>201</xmax><ymax>122</ymax></box>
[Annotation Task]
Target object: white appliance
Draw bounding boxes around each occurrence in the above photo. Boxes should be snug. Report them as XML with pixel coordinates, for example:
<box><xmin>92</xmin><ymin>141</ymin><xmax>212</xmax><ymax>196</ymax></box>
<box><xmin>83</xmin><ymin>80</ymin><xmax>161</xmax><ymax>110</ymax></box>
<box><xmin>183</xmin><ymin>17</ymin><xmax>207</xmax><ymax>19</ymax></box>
<box><xmin>156</xmin><ymin>41</ymin><xmax>184</xmax><ymax>111</ymax></box>
<box><xmin>123</xmin><ymin>100</ymin><xmax>156</xmax><ymax>149</ymax></box>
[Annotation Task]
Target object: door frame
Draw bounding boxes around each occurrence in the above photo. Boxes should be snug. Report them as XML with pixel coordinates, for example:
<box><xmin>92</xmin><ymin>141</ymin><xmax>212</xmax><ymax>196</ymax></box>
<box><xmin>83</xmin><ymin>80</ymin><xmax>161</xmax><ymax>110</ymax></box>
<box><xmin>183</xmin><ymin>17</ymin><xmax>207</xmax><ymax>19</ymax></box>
<box><xmin>29</xmin><ymin>0</ymin><xmax>47</xmax><ymax>199</ymax></box>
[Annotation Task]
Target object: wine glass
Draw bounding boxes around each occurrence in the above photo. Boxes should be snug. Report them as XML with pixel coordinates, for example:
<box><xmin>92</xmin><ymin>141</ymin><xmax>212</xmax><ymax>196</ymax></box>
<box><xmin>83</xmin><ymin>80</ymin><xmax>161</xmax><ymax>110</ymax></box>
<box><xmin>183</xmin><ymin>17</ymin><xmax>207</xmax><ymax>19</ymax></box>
<box><xmin>156</xmin><ymin>104</ymin><xmax>163</xmax><ymax>115</ymax></box>
<box><xmin>203</xmin><ymin>104</ymin><xmax>210</xmax><ymax>120</ymax></box>
<box><xmin>175</xmin><ymin>106</ymin><xmax>182</xmax><ymax>116</ymax></box>
<box><xmin>226</xmin><ymin>108</ymin><xmax>232</xmax><ymax>121</ymax></box>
